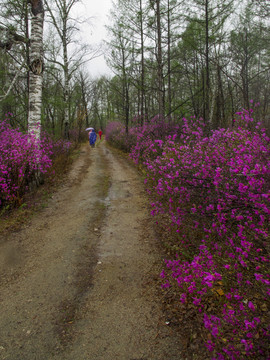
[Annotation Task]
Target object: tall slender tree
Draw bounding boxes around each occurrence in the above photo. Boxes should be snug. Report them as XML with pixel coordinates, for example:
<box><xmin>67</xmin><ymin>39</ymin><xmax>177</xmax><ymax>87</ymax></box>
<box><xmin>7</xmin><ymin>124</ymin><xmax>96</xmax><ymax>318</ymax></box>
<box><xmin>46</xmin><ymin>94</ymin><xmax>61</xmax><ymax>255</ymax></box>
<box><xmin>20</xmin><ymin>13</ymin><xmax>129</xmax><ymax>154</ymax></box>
<box><xmin>229</xmin><ymin>2</ymin><xmax>269</xmax><ymax>110</ymax></box>
<box><xmin>106</xmin><ymin>2</ymin><xmax>136</xmax><ymax>132</ymax></box>
<box><xmin>0</xmin><ymin>0</ymin><xmax>30</xmax><ymax>127</ymax></box>
<box><xmin>149</xmin><ymin>0</ymin><xmax>165</xmax><ymax>117</ymax></box>
<box><xmin>28</xmin><ymin>0</ymin><xmax>44</xmax><ymax>139</ymax></box>
<box><xmin>0</xmin><ymin>0</ymin><xmax>44</xmax><ymax>138</ymax></box>
<box><xmin>185</xmin><ymin>0</ymin><xmax>233</xmax><ymax>129</ymax></box>
<box><xmin>44</xmin><ymin>0</ymin><xmax>96</xmax><ymax>138</ymax></box>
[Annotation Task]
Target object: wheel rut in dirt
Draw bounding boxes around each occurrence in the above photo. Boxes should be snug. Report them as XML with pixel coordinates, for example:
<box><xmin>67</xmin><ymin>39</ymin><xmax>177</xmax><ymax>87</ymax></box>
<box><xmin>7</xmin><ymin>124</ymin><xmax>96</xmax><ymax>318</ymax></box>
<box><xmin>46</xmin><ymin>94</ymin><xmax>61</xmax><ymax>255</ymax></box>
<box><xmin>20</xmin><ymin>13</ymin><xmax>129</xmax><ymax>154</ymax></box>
<box><xmin>0</xmin><ymin>142</ymin><xmax>182</xmax><ymax>360</ymax></box>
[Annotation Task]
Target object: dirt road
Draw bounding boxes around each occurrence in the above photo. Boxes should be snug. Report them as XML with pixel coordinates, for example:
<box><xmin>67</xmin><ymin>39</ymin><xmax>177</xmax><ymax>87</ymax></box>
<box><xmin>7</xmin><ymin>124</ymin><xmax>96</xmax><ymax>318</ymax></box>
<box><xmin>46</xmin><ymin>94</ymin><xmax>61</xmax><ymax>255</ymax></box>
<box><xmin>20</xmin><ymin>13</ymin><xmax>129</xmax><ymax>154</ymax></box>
<box><xmin>0</xmin><ymin>141</ymin><xmax>182</xmax><ymax>360</ymax></box>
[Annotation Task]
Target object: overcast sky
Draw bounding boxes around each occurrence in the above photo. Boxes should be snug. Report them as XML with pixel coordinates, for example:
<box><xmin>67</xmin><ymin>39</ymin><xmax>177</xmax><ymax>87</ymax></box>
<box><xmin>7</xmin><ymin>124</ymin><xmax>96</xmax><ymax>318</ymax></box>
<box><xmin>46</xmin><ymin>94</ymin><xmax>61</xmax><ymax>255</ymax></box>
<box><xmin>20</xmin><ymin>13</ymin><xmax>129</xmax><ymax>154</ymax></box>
<box><xmin>76</xmin><ymin>0</ymin><xmax>113</xmax><ymax>78</ymax></box>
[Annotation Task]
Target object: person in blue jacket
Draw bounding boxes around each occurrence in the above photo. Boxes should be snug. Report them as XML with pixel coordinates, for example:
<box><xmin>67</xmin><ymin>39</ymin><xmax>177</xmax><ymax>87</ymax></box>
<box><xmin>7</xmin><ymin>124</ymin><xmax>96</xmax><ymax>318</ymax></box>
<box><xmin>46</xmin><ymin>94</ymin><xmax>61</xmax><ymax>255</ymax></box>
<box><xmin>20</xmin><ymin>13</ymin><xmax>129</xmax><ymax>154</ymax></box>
<box><xmin>89</xmin><ymin>129</ymin><xmax>97</xmax><ymax>148</ymax></box>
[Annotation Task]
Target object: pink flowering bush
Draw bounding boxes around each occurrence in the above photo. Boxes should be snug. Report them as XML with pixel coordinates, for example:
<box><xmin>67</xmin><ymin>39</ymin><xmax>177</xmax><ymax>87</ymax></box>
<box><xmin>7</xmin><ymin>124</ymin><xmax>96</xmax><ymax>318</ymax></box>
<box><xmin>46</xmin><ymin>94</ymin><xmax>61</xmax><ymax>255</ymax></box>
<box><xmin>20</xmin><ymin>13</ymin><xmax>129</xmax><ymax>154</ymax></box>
<box><xmin>129</xmin><ymin>115</ymin><xmax>183</xmax><ymax>164</ymax></box>
<box><xmin>105</xmin><ymin>116</ymin><xmax>183</xmax><ymax>155</ymax></box>
<box><xmin>105</xmin><ymin>121</ymin><xmax>129</xmax><ymax>151</ymax></box>
<box><xmin>0</xmin><ymin>118</ymin><xmax>72</xmax><ymax>208</ymax></box>
<box><xmin>106</xmin><ymin>108</ymin><xmax>270</xmax><ymax>358</ymax></box>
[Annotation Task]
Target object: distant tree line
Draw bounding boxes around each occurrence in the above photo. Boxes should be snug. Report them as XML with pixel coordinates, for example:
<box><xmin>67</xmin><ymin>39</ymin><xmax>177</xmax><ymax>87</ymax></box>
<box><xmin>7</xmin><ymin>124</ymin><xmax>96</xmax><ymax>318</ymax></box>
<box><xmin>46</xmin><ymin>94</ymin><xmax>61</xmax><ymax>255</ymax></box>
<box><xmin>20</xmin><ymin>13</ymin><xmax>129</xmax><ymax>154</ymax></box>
<box><xmin>104</xmin><ymin>0</ymin><xmax>270</xmax><ymax>131</ymax></box>
<box><xmin>0</xmin><ymin>0</ymin><xmax>269</xmax><ymax>138</ymax></box>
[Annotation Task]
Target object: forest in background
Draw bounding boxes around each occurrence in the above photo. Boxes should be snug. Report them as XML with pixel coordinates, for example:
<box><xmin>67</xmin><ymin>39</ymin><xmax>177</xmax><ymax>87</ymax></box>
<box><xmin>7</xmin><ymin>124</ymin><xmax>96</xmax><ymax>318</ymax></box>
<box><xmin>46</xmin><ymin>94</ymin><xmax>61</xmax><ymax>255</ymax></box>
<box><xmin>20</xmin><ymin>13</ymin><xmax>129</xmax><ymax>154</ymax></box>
<box><xmin>0</xmin><ymin>1</ymin><xmax>269</xmax><ymax>358</ymax></box>
<box><xmin>0</xmin><ymin>0</ymin><xmax>269</xmax><ymax>138</ymax></box>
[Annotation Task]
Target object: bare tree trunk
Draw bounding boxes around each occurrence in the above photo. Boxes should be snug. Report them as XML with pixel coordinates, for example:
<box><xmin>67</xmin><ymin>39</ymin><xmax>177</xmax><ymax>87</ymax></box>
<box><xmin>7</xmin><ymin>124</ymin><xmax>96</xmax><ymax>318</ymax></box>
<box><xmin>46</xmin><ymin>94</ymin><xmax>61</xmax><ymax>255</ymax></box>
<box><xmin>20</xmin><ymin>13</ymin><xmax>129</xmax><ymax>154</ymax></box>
<box><xmin>209</xmin><ymin>71</ymin><xmax>217</xmax><ymax>127</ymax></box>
<box><xmin>44</xmin><ymin>0</ymin><xmax>82</xmax><ymax>139</ymax></box>
<box><xmin>205</xmin><ymin>0</ymin><xmax>210</xmax><ymax>130</ymax></box>
<box><xmin>217</xmin><ymin>63</ymin><xmax>225</xmax><ymax>127</ymax></box>
<box><xmin>156</xmin><ymin>0</ymin><xmax>165</xmax><ymax>117</ymax></box>
<box><xmin>125</xmin><ymin>84</ymin><xmax>129</xmax><ymax>134</ymax></box>
<box><xmin>28</xmin><ymin>0</ymin><xmax>44</xmax><ymax>140</ymax></box>
<box><xmin>139</xmin><ymin>0</ymin><xmax>145</xmax><ymax>124</ymax></box>
<box><xmin>63</xmin><ymin>13</ymin><xmax>70</xmax><ymax>139</ymax></box>
<box><xmin>167</xmin><ymin>0</ymin><xmax>172</xmax><ymax>120</ymax></box>
<box><xmin>121</xmin><ymin>47</ymin><xmax>129</xmax><ymax>134</ymax></box>
<box><xmin>79</xmin><ymin>73</ymin><xmax>89</xmax><ymax>128</ymax></box>
<box><xmin>24</xmin><ymin>0</ymin><xmax>30</xmax><ymax>105</ymax></box>
<box><xmin>241</xmin><ymin>28</ymin><xmax>249</xmax><ymax>109</ymax></box>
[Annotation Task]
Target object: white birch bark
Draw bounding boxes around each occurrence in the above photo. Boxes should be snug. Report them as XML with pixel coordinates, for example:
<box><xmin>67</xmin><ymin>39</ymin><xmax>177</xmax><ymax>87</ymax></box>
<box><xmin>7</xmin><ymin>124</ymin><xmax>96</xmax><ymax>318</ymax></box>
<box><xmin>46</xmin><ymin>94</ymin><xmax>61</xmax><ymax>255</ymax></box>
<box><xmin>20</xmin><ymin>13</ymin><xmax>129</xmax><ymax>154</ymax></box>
<box><xmin>209</xmin><ymin>72</ymin><xmax>217</xmax><ymax>127</ymax></box>
<box><xmin>28</xmin><ymin>0</ymin><xmax>44</xmax><ymax>140</ymax></box>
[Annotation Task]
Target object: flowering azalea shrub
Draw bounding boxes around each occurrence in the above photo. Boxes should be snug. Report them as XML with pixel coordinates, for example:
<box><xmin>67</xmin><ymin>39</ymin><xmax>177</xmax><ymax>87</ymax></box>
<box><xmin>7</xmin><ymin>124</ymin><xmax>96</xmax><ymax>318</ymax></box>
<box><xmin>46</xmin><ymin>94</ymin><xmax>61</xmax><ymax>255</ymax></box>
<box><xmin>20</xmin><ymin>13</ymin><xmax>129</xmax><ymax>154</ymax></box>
<box><xmin>105</xmin><ymin>121</ymin><xmax>129</xmax><ymax>151</ymax></box>
<box><xmin>105</xmin><ymin>116</ymin><xmax>183</xmax><ymax>154</ymax></box>
<box><xmin>0</xmin><ymin>119</ymin><xmax>72</xmax><ymax>208</ymax></box>
<box><xmin>130</xmin><ymin>115</ymin><xmax>203</xmax><ymax>165</ymax></box>
<box><xmin>106</xmin><ymin>109</ymin><xmax>270</xmax><ymax>359</ymax></box>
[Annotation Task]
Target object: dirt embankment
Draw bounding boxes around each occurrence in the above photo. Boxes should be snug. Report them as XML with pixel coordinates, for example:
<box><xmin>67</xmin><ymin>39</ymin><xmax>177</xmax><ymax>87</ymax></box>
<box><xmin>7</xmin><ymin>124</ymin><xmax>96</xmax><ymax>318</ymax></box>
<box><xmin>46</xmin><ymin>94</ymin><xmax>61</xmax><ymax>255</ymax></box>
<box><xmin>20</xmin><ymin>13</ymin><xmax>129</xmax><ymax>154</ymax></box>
<box><xmin>0</xmin><ymin>142</ymin><xmax>183</xmax><ymax>360</ymax></box>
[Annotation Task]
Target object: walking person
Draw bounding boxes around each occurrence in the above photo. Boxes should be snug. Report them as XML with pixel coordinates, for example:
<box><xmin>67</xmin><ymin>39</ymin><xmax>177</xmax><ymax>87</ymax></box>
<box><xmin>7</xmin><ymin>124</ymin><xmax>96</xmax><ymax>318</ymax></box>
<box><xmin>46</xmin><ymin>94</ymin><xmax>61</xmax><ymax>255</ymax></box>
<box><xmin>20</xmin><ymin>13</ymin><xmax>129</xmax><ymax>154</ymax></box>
<box><xmin>98</xmin><ymin>129</ymin><xmax>103</xmax><ymax>140</ymax></box>
<box><xmin>89</xmin><ymin>128</ymin><xmax>97</xmax><ymax>148</ymax></box>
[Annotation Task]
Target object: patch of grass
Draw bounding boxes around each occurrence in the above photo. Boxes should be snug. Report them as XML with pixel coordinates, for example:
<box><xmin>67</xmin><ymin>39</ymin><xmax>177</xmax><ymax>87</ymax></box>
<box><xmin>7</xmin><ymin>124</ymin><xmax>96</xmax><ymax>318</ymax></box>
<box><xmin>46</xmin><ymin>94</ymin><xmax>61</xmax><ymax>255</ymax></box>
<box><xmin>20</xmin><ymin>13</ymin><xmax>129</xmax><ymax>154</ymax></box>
<box><xmin>94</xmin><ymin>174</ymin><xmax>111</xmax><ymax>196</ymax></box>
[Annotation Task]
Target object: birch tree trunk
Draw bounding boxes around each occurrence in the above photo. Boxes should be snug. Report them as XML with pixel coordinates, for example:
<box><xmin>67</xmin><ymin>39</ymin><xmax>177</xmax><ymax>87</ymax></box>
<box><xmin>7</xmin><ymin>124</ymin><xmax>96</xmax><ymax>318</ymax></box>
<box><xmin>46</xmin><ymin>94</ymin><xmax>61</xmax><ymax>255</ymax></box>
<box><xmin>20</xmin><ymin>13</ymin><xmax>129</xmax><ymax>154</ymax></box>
<box><xmin>28</xmin><ymin>0</ymin><xmax>44</xmax><ymax>140</ymax></box>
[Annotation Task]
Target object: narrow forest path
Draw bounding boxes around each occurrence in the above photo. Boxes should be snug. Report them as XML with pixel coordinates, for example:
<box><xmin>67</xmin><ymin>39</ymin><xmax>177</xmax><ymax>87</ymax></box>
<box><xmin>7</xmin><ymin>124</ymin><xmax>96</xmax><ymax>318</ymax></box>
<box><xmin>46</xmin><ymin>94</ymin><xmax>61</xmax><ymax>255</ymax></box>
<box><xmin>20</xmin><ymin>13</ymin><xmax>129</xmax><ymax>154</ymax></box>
<box><xmin>0</xmin><ymin>141</ymin><xmax>182</xmax><ymax>360</ymax></box>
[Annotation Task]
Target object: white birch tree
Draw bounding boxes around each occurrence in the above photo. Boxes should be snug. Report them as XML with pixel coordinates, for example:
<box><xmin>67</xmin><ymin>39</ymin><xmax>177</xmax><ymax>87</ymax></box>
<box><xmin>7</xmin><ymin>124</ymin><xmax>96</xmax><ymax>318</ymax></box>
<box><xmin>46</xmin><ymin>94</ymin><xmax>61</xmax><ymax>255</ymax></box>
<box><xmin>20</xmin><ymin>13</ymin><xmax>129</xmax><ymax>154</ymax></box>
<box><xmin>0</xmin><ymin>0</ymin><xmax>44</xmax><ymax>135</ymax></box>
<box><xmin>28</xmin><ymin>0</ymin><xmax>44</xmax><ymax>140</ymax></box>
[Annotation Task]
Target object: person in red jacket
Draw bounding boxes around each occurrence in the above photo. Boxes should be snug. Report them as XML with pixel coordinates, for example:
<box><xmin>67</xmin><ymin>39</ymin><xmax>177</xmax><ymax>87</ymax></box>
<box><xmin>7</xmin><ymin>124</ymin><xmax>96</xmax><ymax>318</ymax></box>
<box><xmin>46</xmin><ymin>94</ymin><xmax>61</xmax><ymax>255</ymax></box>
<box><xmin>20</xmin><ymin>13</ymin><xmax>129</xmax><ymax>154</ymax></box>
<box><xmin>98</xmin><ymin>129</ymin><xmax>103</xmax><ymax>140</ymax></box>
